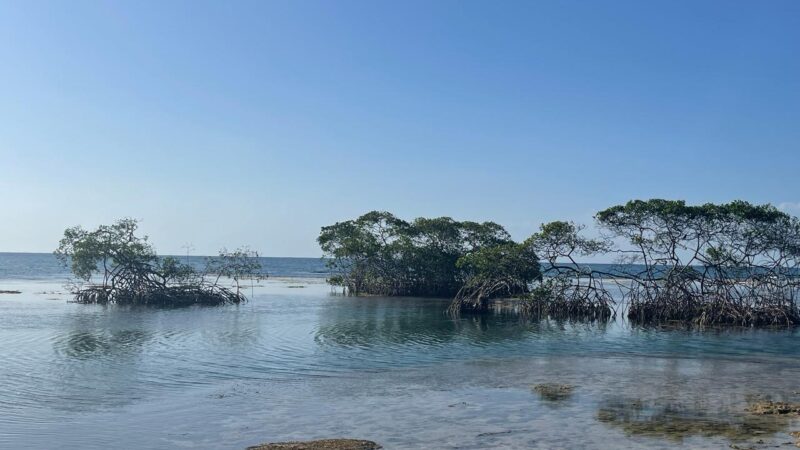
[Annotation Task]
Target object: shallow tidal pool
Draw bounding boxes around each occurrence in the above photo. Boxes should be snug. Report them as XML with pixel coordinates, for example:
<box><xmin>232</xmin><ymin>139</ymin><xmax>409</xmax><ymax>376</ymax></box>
<box><xmin>1</xmin><ymin>278</ymin><xmax>799</xmax><ymax>449</ymax></box>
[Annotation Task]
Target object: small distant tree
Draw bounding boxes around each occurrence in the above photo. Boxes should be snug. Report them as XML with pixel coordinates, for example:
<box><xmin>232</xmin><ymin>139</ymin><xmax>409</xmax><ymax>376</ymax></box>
<box><xmin>55</xmin><ymin>218</ymin><xmax>158</xmax><ymax>285</ymax></box>
<box><xmin>205</xmin><ymin>247</ymin><xmax>266</xmax><ymax>296</ymax></box>
<box><xmin>54</xmin><ymin>218</ymin><xmax>257</xmax><ymax>306</ymax></box>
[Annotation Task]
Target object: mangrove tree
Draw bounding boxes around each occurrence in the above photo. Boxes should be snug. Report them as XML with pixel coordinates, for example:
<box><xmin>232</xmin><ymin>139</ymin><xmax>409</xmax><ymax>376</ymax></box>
<box><xmin>55</xmin><ymin>218</ymin><xmax>265</xmax><ymax>306</ymax></box>
<box><xmin>596</xmin><ymin>199</ymin><xmax>800</xmax><ymax>326</ymax></box>
<box><xmin>318</xmin><ymin>211</ymin><xmax>541</xmax><ymax>305</ymax></box>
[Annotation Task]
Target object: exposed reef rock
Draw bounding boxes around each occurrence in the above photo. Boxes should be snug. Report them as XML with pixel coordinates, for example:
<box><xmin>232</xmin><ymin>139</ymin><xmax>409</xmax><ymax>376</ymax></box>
<box><xmin>746</xmin><ymin>401</ymin><xmax>800</xmax><ymax>415</ymax></box>
<box><xmin>532</xmin><ymin>383</ymin><xmax>575</xmax><ymax>401</ymax></box>
<box><xmin>247</xmin><ymin>439</ymin><xmax>381</xmax><ymax>450</ymax></box>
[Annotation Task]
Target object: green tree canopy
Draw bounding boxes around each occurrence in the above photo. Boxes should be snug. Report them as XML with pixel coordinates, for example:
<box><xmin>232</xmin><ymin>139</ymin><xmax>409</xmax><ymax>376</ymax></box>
<box><xmin>596</xmin><ymin>199</ymin><xmax>800</xmax><ymax>326</ymax></box>
<box><xmin>318</xmin><ymin>211</ymin><xmax>535</xmax><ymax>300</ymax></box>
<box><xmin>55</xmin><ymin>218</ymin><xmax>263</xmax><ymax>306</ymax></box>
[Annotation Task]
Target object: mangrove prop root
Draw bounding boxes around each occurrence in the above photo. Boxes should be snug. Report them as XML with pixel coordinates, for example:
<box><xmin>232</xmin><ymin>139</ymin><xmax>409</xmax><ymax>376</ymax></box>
<box><xmin>71</xmin><ymin>283</ymin><xmax>245</xmax><ymax>306</ymax></box>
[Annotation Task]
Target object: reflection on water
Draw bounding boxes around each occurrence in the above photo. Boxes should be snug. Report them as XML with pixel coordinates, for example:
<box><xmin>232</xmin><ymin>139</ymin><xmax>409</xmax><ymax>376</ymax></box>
<box><xmin>314</xmin><ymin>299</ymin><xmax>549</xmax><ymax>348</ymax></box>
<box><xmin>58</xmin><ymin>329</ymin><xmax>151</xmax><ymax>359</ymax></box>
<box><xmin>315</xmin><ymin>298</ymin><xmax>613</xmax><ymax>350</ymax></box>
<box><xmin>314</xmin><ymin>295</ymin><xmax>800</xmax><ymax>369</ymax></box>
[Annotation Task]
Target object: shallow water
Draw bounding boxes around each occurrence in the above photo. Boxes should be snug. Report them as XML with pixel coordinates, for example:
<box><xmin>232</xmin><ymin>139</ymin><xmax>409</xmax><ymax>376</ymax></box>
<box><xmin>1</xmin><ymin>275</ymin><xmax>800</xmax><ymax>449</ymax></box>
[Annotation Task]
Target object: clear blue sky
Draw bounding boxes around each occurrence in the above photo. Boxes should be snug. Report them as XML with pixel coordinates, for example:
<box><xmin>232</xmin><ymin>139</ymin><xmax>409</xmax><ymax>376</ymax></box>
<box><xmin>1</xmin><ymin>0</ymin><xmax>798</xmax><ymax>256</ymax></box>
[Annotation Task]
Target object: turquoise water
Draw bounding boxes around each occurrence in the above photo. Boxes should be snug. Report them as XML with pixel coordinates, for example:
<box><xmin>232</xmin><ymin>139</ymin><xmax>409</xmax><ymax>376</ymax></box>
<box><xmin>1</xmin><ymin>255</ymin><xmax>799</xmax><ymax>449</ymax></box>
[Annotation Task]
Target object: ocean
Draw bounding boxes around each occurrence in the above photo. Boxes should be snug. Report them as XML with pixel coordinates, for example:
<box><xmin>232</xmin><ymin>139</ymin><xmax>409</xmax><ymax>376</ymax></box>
<box><xmin>0</xmin><ymin>252</ymin><xmax>799</xmax><ymax>449</ymax></box>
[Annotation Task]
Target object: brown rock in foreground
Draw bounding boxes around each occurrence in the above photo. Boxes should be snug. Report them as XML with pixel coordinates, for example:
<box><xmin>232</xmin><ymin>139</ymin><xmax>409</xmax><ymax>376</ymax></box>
<box><xmin>246</xmin><ymin>439</ymin><xmax>381</xmax><ymax>450</ymax></box>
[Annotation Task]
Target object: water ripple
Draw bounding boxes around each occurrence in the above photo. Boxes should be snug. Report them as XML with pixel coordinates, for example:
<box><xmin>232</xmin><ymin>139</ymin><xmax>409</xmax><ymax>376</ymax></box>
<box><xmin>2</xmin><ymin>282</ymin><xmax>800</xmax><ymax>433</ymax></box>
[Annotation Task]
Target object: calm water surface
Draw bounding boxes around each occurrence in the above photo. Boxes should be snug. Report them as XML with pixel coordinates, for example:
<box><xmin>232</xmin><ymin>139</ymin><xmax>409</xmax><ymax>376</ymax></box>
<box><xmin>1</xmin><ymin>255</ymin><xmax>799</xmax><ymax>449</ymax></box>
